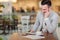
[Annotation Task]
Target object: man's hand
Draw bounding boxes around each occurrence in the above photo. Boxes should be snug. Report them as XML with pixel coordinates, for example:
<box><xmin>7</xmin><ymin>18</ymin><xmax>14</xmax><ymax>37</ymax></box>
<box><xmin>44</xmin><ymin>11</ymin><xmax>50</xmax><ymax>18</ymax></box>
<box><xmin>30</xmin><ymin>30</ymin><xmax>34</xmax><ymax>33</ymax></box>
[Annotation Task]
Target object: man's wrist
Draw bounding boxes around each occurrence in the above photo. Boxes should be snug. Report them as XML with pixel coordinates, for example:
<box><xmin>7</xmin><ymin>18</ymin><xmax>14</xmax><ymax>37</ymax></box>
<box><xmin>44</xmin><ymin>18</ymin><xmax>49</xmax><ymax>20</ymax></box>
<box><xmin>30</xmin><ymin>30</ymin><xmax>34</xmax><ymax>33</ymax></box>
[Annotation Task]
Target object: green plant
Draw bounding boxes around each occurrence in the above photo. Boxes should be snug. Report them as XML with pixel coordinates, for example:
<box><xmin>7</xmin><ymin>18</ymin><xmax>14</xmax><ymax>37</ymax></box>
<box><xmin>12</xmin><ymin>14</ymin><xmax>18</xmax><ymax>19</ymax></box>
<box><xmin>2</xmin><ymin>16</ymin><xmax>9</xmax><ymax>20</ymax></box>
<box><xmin>0</xmin><ymin>37</ymin><xmax>3</xmax><ymax>40</ymax></box>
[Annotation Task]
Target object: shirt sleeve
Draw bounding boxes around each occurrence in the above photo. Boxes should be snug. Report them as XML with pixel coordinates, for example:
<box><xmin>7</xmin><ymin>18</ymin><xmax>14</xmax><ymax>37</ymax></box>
<box><xmin>32</xmin><ymin>13</ymin><xmax>40</xmax><ymax>32</ymax></box>
<box><xmin>44</xmin><ymin>15</ymin><xmax>58</xmax><ymax>33</ymax></box>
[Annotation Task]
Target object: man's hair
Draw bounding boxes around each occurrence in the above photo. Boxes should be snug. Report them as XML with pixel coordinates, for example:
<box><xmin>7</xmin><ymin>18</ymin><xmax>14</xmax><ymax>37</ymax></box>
<box><xmin>41</xmin><ymin>0</ymin><xmax>52</xmax><ymax>6</ymax></box>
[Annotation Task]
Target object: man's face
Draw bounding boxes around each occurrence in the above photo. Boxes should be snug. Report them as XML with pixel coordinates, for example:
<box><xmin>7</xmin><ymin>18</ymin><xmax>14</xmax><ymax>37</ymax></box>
<box><xmin>40</xmin><ymin>5</ymin><xmax>50</xmax><ymax>13</ymax></box>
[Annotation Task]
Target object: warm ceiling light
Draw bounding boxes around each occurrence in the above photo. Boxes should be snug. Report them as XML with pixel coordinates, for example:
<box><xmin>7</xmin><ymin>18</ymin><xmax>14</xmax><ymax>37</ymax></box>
<box><xmin>0</xmin><ymin>0</ymin><xmax>17</xmax><ymax>2</ymax></box>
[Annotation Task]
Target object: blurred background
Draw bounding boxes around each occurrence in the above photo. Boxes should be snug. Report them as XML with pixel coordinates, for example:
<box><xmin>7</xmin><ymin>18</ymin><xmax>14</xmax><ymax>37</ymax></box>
<box><xmin>0</xmin><ymin>0</ymin><xmax>60</xmax><ymax>40</ymax></box>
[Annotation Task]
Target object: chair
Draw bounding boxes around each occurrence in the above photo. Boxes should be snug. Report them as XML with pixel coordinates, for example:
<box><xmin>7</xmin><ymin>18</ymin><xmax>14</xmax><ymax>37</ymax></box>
<box><xmin>56</xmin><ymin>27</ymin><xmax>60</xmax><ymax>40</ymax></box>
<box><xmin>21</xmin><ymin>16</ymin><xmax>30</xmax><ymax>33</ymax></box>
<box><xmin>0</xmin><ymin>19</ymin><xmax>3</xmax><ymax>30</ymax></box>
<box><xmin>8</xmin><ymin>19</ymin><xmax>18</xmax><ymax>34</ymax></box>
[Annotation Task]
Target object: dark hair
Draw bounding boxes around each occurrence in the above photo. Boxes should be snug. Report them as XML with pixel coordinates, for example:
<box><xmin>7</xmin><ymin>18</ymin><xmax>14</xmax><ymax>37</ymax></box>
<box><xmin>41</xmin><ymin>0</ymin><xmax>51</xmax><ymax>6</ymax></box>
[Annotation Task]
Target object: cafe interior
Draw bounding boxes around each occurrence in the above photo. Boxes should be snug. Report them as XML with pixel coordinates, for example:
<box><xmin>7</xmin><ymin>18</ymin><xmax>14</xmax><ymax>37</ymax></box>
<box><xmin>0</xmin><ymin>0</ymin><xmax>60</xmax><ymax>40</ymax></box>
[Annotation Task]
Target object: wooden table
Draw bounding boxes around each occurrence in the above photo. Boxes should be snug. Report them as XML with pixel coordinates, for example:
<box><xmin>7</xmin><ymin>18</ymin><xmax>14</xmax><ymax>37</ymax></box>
<box><xmin>9</xmin><ymin>32</ymin><xmax>56</xmax><ymax>40</ymax></box>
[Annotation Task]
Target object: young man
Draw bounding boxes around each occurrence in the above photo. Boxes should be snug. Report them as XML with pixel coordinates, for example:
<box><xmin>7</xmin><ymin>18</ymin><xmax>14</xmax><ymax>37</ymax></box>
<box><xmin>31</xmin><ymin>0</ymin><xmax>59</xmax><ymax>40</ymax></box>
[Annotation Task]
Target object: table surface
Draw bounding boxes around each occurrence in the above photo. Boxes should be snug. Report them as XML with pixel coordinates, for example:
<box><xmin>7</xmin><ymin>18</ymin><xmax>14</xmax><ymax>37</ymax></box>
<box><xmin>9</xmin><ymin>32</ymin><xmax>56</xmax><ymax>40</ymax></box>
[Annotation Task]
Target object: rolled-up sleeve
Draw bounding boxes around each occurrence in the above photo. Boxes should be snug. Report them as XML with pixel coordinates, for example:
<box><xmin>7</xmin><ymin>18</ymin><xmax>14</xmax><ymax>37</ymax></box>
<box><xmin>44</xmin><ymin>14</ymin><xmax>58</xmax><ymax>33</ymax></box>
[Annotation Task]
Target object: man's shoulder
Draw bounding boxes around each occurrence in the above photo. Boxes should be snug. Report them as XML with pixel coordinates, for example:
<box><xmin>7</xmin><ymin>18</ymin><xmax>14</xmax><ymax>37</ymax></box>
<box><xmin>51</xmin><ymin>11</ymin><xmax>59</xmax><ymax>18</ymax></box>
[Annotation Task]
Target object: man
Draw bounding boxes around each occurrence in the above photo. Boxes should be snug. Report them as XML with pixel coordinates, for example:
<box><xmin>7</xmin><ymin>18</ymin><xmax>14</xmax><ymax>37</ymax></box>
<box><xmin>30</xmin><ymin>0</ymin><xmax>59</xmax><ymax>40</ymax></box>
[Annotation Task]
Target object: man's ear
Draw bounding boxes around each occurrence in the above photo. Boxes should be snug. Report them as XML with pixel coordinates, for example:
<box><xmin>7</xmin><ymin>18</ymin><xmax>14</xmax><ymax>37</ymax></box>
<box><xmin>49</xmin><ymin>7</ymin><xmax>51</xmax><ymax>10</ymax></box>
